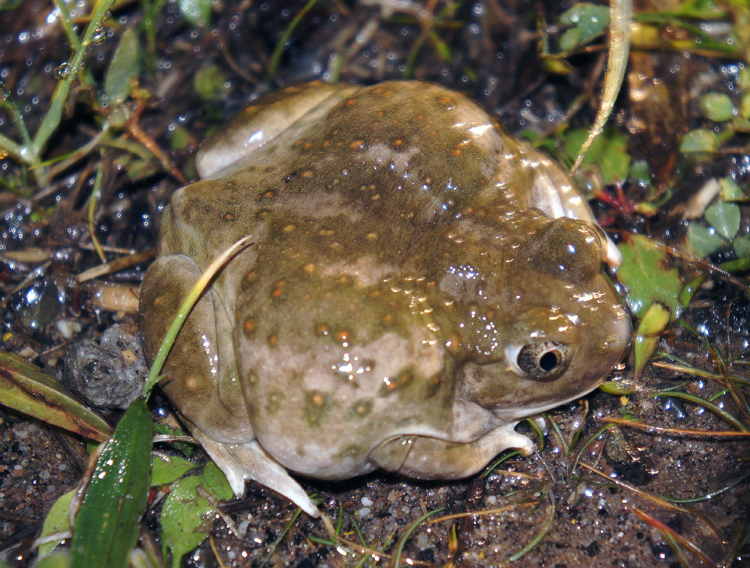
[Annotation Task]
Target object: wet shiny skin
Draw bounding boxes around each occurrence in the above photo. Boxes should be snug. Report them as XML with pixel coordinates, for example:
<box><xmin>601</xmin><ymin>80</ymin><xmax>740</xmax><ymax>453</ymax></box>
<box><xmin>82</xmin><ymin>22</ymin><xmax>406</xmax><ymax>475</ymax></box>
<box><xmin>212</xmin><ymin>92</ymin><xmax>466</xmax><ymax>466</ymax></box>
<box><xmin>140</xmin><ymin>81</ymin><xmax>631</xmax><ymax>517</ymax></box>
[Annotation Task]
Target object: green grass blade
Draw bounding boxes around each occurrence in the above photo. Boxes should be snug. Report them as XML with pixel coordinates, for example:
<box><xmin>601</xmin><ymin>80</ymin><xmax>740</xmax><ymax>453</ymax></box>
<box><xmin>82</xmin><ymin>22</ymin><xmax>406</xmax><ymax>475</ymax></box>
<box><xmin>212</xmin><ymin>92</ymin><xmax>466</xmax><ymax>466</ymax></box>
<box><xmin>31</xmin><ymin>0</ymin><xmax>116</xmax><ymax>163</ymax></box>
<box><xmin>266</xmin><ymin>0</ymin><xmax>321</xmax><ymax>80</ymax></box>
<box><xmin>0</xmin><ymin>130</ymin><xmax>23</xmax><ymax>161</ymax></box>
<box><xmin>142</xmin><ymin>235</ymin><xmax>252</xmax><ymax>398</ymax></box>
<box><xmin>52</xmin><ymin>0</ymin><xmax>82</xmax><ymax>51</ymax></box>
<box><xmin>571</xmin><ymin>0</ymin><xmax>632</xmax><ymax>174</ymax></box>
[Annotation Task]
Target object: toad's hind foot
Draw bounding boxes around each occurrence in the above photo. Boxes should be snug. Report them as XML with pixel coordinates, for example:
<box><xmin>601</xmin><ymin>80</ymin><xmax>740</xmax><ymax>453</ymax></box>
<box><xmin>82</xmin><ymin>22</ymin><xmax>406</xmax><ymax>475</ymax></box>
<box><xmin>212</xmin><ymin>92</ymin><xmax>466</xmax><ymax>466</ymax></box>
<box><xmin>194</xmin><ymin>431</ymin><xmax>320</xmax><ymax>517</ymax></box>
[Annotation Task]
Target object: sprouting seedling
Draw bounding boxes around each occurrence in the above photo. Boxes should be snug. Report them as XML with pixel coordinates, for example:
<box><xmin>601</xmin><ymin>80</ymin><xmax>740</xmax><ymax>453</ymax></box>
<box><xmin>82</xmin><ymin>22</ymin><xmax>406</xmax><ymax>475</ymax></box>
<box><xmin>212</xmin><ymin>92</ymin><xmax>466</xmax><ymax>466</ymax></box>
<box><xmin>0</xmin><ymin>0</ymin><xmax>117</xmax><ymax>187</ymax></box>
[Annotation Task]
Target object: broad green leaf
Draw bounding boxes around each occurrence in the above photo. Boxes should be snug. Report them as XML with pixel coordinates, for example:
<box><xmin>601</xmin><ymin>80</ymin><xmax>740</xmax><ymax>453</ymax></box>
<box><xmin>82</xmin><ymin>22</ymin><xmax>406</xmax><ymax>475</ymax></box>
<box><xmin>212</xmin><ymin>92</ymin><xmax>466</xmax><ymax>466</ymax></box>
<box><xmin>559</xmin><ymin>3</ymin><xmax>610</xmax><ymax>52</ymax></box>
<box><xmin>679</xmin><ymin>128</ymin><xmax>720</xmax><ymax>155</ymax></box>
<box><xmin>179</xmin><ymin>0</ymin><xmax>211</xmax><ymax>27</ymax></box>
<box><xmin>618</xmin><ymin>235</ymin><xmax>683</xmax><ymax>319</ymax></box>
<box><xmin>720</xmin><ymin>177</ymin><xmax>745</xmax><ymax>201</ymax></box>
<box><xmin>169</xmin><ymin>124</ymin><xmax>194</xmax><ymax>152</ymax></box>
<box><xmin>131</xmin><ymin>159</ymin><xmax>161</xmax><ymax>181</ymax></box>
<box><xmin>629</xmin><ymin>159</ymin><xmax>652</xmax><ymax>185</ymax></box>
<box><xmin>151</xmin><ymin>454</ymin><xmax>199</xmax><ymax>486</ymax></box>
<box><xmin>70</xmin><ymin>399</ymin><xmax>152</xmax><ymax>568</ymax></box>
<box><xmin>104</xmin><ymin>27</ymin><xmax>141</xmax><ymax>105</ymax></box>
<box><xmin>705</xmin><ymin>200</ymin><xmax>740</xmax><ymax>240</ymax></box>
<box><xmin>634</xmin><ymin>302</ymin><xmax>671</xmax><ymax>376</ymax></box>
<box><xmin>559</xmin><ymin>27</ymin><xmax>583</xmax><ymax>54</ymax></box>
<box><xmin>699</xmin><ymin>92</ymin><xmax>735</xmax><ymax>122</ymax></box>
<box><xmin>733</xmin><ymin>235</ymin><xmax>750</xmax><ymax>258</ymax></box>
<box><xmin>161</xmin><ymin>462</ymin><xmax>231</xmax><ymax>568</ymax></box>
<box><xmin>564</xmin><ymin>127</ymin><xmax>630</xmax><ymax>184</ymax></box>
<box><xmin>38</xmin><ymin>489</ymin><xmax>75</xmax><ymax>558</ymax></box>
<box><xmin>202</xmin><ymin>460</ymin><xmax>233</xmax><ymax>500</ymax></box>
<box><xmin>193</xmin><ymin>64</ymin><xmax>229</xmax><ymax>102</ymax></box>
<box><xmin>687</xmin><ymin>223</ymin><xmax>726</xmax><ymax>258</ymax></box>
<box><xmin>0</xmin><ymin>350</ymin><xmax>111</xmax><ymax>442</ymax></box>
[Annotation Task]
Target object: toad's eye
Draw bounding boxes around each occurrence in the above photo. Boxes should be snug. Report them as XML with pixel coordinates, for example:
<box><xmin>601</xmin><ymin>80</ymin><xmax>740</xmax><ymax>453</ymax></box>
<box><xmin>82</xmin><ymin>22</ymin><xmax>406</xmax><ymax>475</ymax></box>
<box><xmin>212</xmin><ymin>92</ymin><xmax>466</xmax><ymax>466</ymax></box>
<box><xmin>511</xmin><ymin>342</ymin><xmax>572</xmax><ymax>381</ymax></box>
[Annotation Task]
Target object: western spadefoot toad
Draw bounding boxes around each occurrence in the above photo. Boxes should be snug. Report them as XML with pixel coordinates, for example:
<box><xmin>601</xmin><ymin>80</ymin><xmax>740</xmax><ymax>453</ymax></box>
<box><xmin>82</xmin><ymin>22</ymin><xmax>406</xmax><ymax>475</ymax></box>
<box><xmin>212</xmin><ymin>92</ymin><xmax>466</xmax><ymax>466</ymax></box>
<box><xmin>140</xmin><ymin>81</ymin><xmax>630</xmax><ymax>517</ymax></box>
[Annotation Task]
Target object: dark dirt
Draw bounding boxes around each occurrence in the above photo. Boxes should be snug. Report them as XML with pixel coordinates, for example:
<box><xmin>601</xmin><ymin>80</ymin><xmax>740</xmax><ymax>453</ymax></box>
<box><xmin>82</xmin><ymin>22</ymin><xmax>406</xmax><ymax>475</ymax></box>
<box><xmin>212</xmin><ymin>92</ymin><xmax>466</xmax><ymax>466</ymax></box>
<box><xmin>0</xmin><ymin>410</ymin><xmax>81</xmax><ymax>563</ymax></box>
<box><xmin>0</xmin><ymin>1</ymin><xmax>749</xmax><ymax>567</ymax></box>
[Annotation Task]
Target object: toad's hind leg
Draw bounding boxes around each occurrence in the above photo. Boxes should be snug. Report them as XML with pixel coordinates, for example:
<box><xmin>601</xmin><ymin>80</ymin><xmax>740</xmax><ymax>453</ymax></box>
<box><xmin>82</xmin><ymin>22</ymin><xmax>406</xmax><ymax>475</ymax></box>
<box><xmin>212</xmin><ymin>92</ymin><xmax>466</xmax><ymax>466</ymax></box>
<box><xmin>192</xmin><ymin>430</ymin><xmax>321</xmax><ymax>517</ymax></box>
<box><xmin>140</xmin><ymin>255</ymin><xmax>320</xmax><ymax>517</ymax></box>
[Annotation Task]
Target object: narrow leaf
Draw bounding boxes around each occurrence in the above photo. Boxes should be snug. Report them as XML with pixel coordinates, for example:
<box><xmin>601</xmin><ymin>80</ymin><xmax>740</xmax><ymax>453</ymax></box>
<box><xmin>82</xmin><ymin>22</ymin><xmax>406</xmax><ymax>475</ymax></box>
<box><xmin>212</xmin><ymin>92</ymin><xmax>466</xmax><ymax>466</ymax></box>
<box><xmin>38</xmin><ymin>489</ymin><xmax>75</xmax><ymax>558</ymax></box>
<box><xmin>104</xmin><ymin>27</ymin><xmax>141</xmax><ymax>105</ymax></box>
<box><xmin>570</xmin><ymin>0</ymin><xmax>631</xmax><ymax>174</ymax></box>
<box><xmin>70</xmin><ymin>399</ymin><xmax>153</xmax><ymax>568</ymax></box>
<box><xmin>0</xmin><ymin>351</ymin><xmax>111</xmax><ymax>442</ymax></box>
<box><xmin>634</xmin><ymin>302</ymin><xmax>671</xmax><ymax>376</ymax></box>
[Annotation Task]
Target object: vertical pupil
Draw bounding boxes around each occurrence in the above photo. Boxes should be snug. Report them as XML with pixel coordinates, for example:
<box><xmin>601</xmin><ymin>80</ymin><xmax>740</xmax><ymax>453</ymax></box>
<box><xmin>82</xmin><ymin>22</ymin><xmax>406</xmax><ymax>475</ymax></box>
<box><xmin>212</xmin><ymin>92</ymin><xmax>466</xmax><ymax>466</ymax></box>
<box><xmin>539</xmin><ymin>351</ymin><xmax>560</xmax><ymax>372</ymax></box>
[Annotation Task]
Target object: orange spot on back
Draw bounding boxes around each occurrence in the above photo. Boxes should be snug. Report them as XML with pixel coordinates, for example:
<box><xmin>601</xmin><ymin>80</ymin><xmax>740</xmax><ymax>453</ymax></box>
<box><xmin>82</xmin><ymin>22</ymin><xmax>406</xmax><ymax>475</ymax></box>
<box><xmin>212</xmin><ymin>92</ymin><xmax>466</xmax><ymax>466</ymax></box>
<box><xmin>244</xmin><ymin>319</ymin><xmax>256</xmax><ymax>334</ymax></box>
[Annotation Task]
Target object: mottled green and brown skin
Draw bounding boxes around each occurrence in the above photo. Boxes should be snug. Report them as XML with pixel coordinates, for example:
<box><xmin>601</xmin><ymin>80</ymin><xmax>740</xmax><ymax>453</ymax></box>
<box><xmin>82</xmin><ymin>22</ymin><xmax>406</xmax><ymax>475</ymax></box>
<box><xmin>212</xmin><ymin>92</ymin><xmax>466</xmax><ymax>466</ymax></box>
<box><xmin>140</xmin><ymin>81</ymin><xmax>630</xmax><ymax>517</ymax></box>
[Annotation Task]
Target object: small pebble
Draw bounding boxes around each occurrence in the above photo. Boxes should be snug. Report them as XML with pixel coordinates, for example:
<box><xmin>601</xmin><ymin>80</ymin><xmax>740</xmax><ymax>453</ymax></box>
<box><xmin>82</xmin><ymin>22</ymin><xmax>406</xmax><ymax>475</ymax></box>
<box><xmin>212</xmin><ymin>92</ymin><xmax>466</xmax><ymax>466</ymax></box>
<box><xmin>56</xmin><ymin>318</ymin><xmax>81</xmax><ymax>340</ymax></box>
<box><xmin>237</xmin><ymin>520</ymin><xmax>250</xmax><ymax>537</ymax></box>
